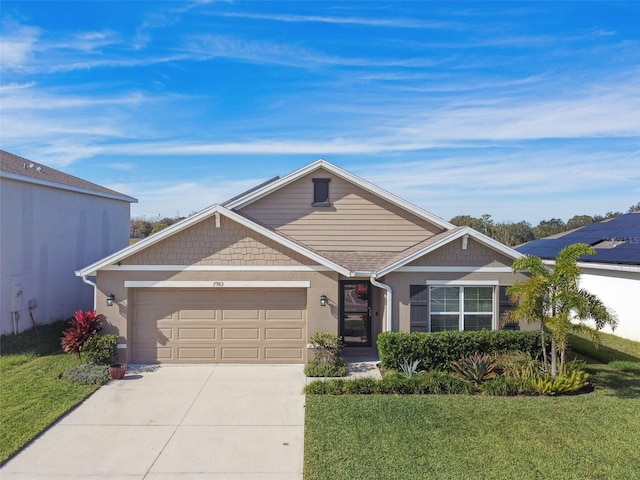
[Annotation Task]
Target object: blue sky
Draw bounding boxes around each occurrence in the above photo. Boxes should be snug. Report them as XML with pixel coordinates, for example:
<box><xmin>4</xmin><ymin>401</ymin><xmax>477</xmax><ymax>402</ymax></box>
<box><xmin>1</xmin><ymin>1</ymin><xmax>639</xmax><ymax>224</ymax></box>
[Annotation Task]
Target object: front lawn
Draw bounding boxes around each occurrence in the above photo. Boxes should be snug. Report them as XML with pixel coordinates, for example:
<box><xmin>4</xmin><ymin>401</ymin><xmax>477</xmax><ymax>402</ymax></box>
<box><xmin>0</xmin><ymin>322</ymin><xmax>101</xmax><ymax>464</ymax></box>
<box><xmin>305</xmin><ymin>335</ymin><xmax>640</xmax><ymax>479</ymax></box>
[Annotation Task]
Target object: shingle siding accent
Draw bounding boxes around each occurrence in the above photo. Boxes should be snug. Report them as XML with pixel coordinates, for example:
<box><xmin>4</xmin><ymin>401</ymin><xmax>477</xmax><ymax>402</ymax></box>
<box><xmin>408</xmin><ymin>238</ymin><xmax>513</xmax><ymax>267</ymax></box>
<box><xmin>122</xmin><ymin>216</ymin><xmax>314</xmax><ymax>266</ymax></box>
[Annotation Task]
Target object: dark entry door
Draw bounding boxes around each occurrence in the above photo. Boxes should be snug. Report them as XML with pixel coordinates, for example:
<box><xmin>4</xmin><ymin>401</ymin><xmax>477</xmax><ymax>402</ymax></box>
<box><xmin>340</xmin><ymin>281</ymin><xmax>371</xmax><ymax>347</ymax></box>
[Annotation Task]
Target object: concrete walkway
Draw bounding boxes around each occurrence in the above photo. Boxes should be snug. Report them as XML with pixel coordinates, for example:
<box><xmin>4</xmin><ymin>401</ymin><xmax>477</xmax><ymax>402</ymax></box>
<box><xmin>1</xmin><ymin>364</ymin><xmax>306</xmax><ymax>479</ymax></box>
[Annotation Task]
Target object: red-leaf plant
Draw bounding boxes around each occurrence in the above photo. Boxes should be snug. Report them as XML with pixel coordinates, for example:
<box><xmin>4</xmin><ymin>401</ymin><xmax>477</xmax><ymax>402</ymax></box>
<box><xmin>61</xmin><ymin>309</ymin><xmax>105</xmax><ymax>358</ymax></box>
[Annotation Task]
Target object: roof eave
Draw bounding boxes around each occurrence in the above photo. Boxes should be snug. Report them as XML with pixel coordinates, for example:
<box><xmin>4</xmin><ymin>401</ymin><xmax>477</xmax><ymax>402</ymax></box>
<box><xmin>0</xmin><ymin>170</ymin><xmax>138</xmax><ymax>203</ymax></box>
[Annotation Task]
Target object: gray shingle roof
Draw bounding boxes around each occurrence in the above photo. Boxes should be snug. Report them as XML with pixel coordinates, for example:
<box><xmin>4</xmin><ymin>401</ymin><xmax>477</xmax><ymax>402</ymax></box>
<box><xmin>0</xmin><ymin>150</ymin><xmax>137</xmax><ymax>203</ymax></box>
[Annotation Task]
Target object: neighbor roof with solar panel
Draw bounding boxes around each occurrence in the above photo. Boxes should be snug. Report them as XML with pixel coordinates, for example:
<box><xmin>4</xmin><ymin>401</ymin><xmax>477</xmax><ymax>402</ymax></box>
<box><xmin>516</xmin><ymin>213</ymin><xmax>640</xmax><ymax>265</ymax></box>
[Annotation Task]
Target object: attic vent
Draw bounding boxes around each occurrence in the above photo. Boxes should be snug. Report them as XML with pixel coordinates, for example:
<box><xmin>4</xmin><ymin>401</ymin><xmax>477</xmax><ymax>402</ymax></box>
<box><xmin>312</xmin><ymin>178</ymin><xmax>331</xmax><ymax>207</ymax></box>
<box><xmin>593</xmin><ymin>238</ymin><xmax>628</xmax><ymax>249</ymax></box>
<box><xmin>24</xmin><ymin>162</ymin><xmax>44</xmax><ymax>173</ymax></box>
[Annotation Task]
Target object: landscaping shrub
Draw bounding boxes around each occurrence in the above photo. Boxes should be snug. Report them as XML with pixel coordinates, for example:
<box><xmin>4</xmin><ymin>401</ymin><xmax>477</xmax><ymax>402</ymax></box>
<box><xmin>419</xmin><ymin>371</ymin><xmax>474</xmax><ymax>395</ymax></box>
<box><xmin>399</xmin><ymin>358</ymin><xmax>421</xmax><ymax>377</ymax></box>
<box><xmin>531</xmin><ymin>370</ymin><xmax>590</xmax><ymax>396</ymax></box>
<box><xmin>305</xmin><ymin>332</ymin><xmax>348</xmax><ymax>377</ymax></box>
<box><xmin>60</xmin><ymin>310</ymin><xmax>104</xmax><ymax>357</ymax></box>
<box><xmin>304</xmin><ymin>358</ymin><xmax>348</xmax><ymax>377</ymax></box>
<box><xmin>479</xmin><ymin>377</ymin><xmax>519</xmax><ymax>396</ymax></box>
<box><xmin>304</xmin><ymin>372</ymin><xmax>474</xmax><ymax>395</ymax></box>
<box><xmin>451</xmin><ymin>352</ymin><xmax>497</xmax><ymax>385</ymax></box>
<box><xmin>60</xmin><ymin>363</ymin><xmax>110</xmax><ymax>386</ymax></box>
<box><xmin>82</xmin><ymin>334</ymin><xmax>118</xmax><ymax>365</ymax></box>
<box><xmin>377</xmin><ymin>330</ymin><xmax>548</xmax><ymax>371</ymax></box>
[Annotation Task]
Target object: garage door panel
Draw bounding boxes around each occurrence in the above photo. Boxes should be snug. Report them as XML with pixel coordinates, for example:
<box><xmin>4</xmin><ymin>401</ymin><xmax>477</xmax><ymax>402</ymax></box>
<box><xmin>178</xmin><ymin>328</ymin><xmax>216</xmax><ymax>339</ymax></box>
<box><xmin>221</xmin><ymin>347</ymin><xmax>260</xmax><ymax>359</ymax></box>
<box><xmin>265</xmin><ymin>309</ymin><xmax>303</xmax><ymax>320</ymax></box>
<box><xmin>132</xmin><ymin>288</ymin><xmax>306</xmax><ymax>363</ymax></box>
<box><xmin>178</xmin><ymin>309</ymin><xmax>217</xmax><ymax>320</ymax></box>
<box><xmin>178</xmin><ymin>347</ymin><xmax>217</xmax><ymax>360</ymax></box>
<box><xmin>222</xmin><ymin>309</ymin><xmax>260</xmax><ymax>320</ymax></box>
<box><xmin>223</xmin><ymin>289</ymin><xmax>260</xmax><ymax>302</ymax></box>
<box><xmin>265</xmin><ymin>328</ymin><xmax>303</xmax><ymax>340</ymax></box>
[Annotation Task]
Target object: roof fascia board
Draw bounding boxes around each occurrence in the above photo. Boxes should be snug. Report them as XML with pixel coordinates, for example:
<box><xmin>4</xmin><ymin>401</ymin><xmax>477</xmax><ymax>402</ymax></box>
<box><xmin>0</xmin><ymin>171</ymin><xmax>138</xmax><ymax>203</ymax></box>
<box><xmin>543</xmin><ymin>259</ymin><xmax>640</xmax><ymax>273</ymax></box>
<box><xmin>76</xmin><ymin>204</ymin><xmax>350</xmax><ymax>277</ymax></box>
<box><xmin>377</xmin><ymin>227</ymin><xmax>522</xmax><ymax>277</ymax></box>
<box><xmin>225</xmin><ymin>159</ymin><xmax>454</xmax><ymax>230</ymax></box>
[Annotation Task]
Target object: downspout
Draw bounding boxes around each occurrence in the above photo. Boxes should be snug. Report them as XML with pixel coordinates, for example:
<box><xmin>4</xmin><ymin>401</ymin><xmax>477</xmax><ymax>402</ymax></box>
<box><xmin>370</xmin><ymin>276</ymin><xmax>393</xmax><ymax>332</ymax></box>
<box><xmin>81</xmin><ymin>276</ymin><xmax>98</xmax><ymax>310</ymax></box>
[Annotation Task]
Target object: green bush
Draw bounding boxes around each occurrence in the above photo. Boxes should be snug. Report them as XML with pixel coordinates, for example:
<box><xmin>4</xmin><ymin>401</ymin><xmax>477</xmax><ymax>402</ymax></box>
<box><xmin>304</xmin><ymin>371</ymin><xmax>473</xmax><ymax>395</ymax></box>
<box><xmin>479</xmin><ymin>377</ymin><xmax>519</xmax><ymax>396</ymax></box>
<box><xmin>451</xmin><ymin>352</ymin><xmax>497</xmax><ymax>385</ymax></box>
<box><xmin>377</xmin><ymin>330</ymin><xmax>548</xmax><ymax>371</ymax></box>
<box><xmin>304</xmin><ymin>358</ymin><xmax>348</xmax><ymax>377</ymax></box>
<box><xmin>305</xmin><ymin>332</ymin><xmax>348</xmax><ymax>377</ymax></box>
<box><xmin>531</xmin><ymin>370</ymin><xmax>590</xmax><ymax>396</ymax></box>
<box><xmin>60</xmin><ymin>363</ymin><xmax>110</xmax><ymax>385</ymax></box>
<box><xmin>419</xmin><ymin>371</ymin><xmax>474</xmax><ymax>395</ymax></box>
<box><xmin>82</xmin><ymin>334</ymin><xmax>118</xmax><ymax>365</ymax></box>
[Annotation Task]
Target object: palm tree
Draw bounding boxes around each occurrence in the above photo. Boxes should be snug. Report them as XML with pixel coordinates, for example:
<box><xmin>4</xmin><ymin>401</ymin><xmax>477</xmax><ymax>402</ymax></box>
<box><xmin>508</xmin><ymin>243</ymin><xmax>617</xmax><ymax>377</ymax></box>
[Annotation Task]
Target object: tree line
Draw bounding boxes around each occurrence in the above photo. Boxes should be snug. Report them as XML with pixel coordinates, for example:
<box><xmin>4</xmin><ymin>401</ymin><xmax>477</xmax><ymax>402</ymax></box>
<box><xmin>450</xmin><ymin>202</ymin><xmax>640</xmax><ymax>247</ymax></box>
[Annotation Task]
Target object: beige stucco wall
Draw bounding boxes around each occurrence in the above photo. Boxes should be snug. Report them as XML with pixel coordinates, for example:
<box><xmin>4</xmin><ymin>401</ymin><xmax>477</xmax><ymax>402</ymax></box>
<box><xmin>97</xmin><ymin>269</ymin><xmax>339</xmax><ymax>363</ymax></box>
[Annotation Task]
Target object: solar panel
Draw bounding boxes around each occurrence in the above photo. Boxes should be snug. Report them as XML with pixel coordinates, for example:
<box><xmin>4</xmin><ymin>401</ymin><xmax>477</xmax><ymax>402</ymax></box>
<box><xmin>515</xmin><ymin>213</ymin><xmax>640</xmax><ymax>265</ymax></box>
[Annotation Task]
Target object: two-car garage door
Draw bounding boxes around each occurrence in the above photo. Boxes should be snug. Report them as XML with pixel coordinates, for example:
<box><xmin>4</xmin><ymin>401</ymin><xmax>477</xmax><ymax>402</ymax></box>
<box><xmin>131</xmin><ymin>288</ymin><xmax>306</xmax><ymax>363</ymax></box>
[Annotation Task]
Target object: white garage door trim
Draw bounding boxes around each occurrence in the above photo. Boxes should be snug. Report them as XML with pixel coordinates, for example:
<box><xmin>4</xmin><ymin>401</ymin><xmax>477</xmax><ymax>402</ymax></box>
<box><xmin>124</xmin><ymin>280</ymin><xmax>311</xmax><ymax>288</ymax></box>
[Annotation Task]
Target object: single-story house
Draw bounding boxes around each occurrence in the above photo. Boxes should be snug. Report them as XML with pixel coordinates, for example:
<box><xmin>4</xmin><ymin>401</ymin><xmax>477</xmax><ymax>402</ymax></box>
<box><xmin>76</xmin><ymin>159</ymin><xmax>529</xmax><ymax>364</ymax></box>
<box><xmin>517</xmin><ymin>213</ymin><xmax>640</xmax><ymax>342</ymax></box>
<box><xmin>0</xmin><ymin>150</ymin><xmax>137</xmax><ymax>334</ymax></box>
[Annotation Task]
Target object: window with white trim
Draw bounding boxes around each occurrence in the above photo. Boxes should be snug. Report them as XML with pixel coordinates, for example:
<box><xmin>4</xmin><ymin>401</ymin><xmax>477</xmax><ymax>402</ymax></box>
<box><xmin>428</xmin><ymin>286</ymin><xmax>494</xmax><ymax>332</ymax></box>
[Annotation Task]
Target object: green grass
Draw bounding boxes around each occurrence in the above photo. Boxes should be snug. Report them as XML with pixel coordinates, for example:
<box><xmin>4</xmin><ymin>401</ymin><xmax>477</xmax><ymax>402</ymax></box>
<box><xmin>306</xmin><ymin>335</ymin><xmax>640</xmax><ymax>480</ymax></box>
<box><xmin>569</xmin><ymin>330</ymin><xmax>640</xmax><ymax>363</ymax></box>
<box><xmin>0</xmin><ymin>321</ymin><xmax>101</xmax><ymax>465</ymax></box>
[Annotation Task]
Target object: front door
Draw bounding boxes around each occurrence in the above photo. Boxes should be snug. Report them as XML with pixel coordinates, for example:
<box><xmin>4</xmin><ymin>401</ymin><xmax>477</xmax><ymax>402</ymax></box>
<box><xmin>340</xmin><ymin>281</ymin><xmax>371</xmax><ymax>347</ymax></box>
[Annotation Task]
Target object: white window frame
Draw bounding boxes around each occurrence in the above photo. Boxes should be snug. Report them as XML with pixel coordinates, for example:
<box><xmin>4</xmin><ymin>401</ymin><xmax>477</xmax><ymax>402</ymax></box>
<box><xmin>426</xmin><ymin>281</ymin><xmax>498</xmax><ymax>332</ymax></box>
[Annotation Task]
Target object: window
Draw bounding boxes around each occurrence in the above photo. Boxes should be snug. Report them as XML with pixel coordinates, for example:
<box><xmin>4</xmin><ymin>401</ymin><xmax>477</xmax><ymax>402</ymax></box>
<box><xmin>312</xmin><ymin>178</ymin><xmax>331</xmax><ymax>206</ymax></box>
<box><xmin>413</xmin><ymin>285</ymin><xmax>495</xmax><ymax>332</ymax></box>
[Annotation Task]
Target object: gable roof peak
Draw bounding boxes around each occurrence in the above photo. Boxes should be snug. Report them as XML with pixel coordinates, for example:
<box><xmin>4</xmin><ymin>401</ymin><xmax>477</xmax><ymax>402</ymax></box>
<box><xmin>224</xmin><ymin>158</ymin><xmax>454</xmax><ymax>231</ymax></box>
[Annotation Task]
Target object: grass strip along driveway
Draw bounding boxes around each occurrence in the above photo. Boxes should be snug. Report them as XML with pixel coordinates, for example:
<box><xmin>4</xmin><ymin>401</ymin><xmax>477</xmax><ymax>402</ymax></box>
<box><xmin>0</xmin><ymin>322</ymin><xmax>100</xmax><ymax>465</ymax></box>
<box><xmin>305</xmin><ymin>334</ymin><xmax>640</xmax><ymax>480</ymax></box>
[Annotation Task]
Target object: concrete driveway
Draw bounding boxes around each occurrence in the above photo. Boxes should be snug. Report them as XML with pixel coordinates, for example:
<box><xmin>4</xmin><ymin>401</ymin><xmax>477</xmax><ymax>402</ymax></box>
<box><xmin>1</xmin><ymin>364</ymin><xmax>306</xmax><ymax>479</ymax></box>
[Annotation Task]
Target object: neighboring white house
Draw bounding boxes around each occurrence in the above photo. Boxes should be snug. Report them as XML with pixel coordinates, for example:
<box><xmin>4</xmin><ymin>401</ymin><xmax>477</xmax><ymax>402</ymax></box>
<box><xmin>0</xmin><ymin>150</ymin><xmax>137</xmax><ymax>334</ymax></box>
<box><xmin>517</xmin><ymin>213</ymin><xmax>640</xmax><ymax>341</ymax></box>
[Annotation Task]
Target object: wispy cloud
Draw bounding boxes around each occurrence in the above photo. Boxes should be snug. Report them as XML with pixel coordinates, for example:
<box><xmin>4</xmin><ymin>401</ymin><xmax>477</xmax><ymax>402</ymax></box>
<box><xmin>182</xmin><ymin>34</ymin><xmax>438</xmax><ymax>69</ymax></box>
<box><xmin>214</xmin><ymin>11</ymin><xmax>451</xmax><ymax>29</ymax></box>
<box><xmin>0</xmin><ymin>20</ymin><xmax>41</xmax><ymax>68</ymax></box>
